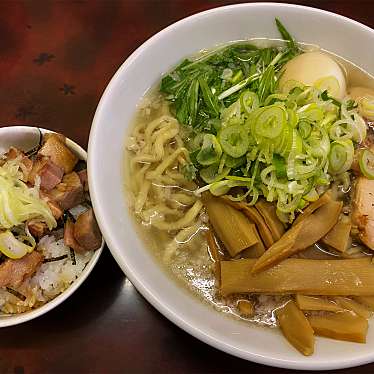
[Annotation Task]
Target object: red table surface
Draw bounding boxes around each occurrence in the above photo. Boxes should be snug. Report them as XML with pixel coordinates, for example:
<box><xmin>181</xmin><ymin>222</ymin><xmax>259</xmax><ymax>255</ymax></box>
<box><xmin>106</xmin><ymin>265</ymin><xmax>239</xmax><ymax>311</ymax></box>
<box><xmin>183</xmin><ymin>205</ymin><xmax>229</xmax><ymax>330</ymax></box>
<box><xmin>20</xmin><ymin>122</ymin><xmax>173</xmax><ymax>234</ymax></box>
<box><xmin>0</xmin><ymin>1</ymin><xmax>373</xmax><ymax>373</ymax></box>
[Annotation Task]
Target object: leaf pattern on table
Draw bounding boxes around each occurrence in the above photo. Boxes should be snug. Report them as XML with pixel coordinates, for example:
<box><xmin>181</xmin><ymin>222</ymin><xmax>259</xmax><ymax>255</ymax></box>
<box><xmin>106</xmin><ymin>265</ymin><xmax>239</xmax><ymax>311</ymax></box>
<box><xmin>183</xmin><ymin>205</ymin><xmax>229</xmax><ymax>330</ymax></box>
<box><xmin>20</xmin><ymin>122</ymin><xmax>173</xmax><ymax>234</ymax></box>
<box><xmin>33</xmin><ymin>53</ymin><xmax>55</xmax><ymax>65</ymax></box>
<box><xmin>59</xmin><ymin>84</ymin><xmax>76</xmax><ymax>95</ymax></box>
<box><xmin>15</xmin><ymin>105</ymin><xmax>35</xmax><ymax>120</ymax></box>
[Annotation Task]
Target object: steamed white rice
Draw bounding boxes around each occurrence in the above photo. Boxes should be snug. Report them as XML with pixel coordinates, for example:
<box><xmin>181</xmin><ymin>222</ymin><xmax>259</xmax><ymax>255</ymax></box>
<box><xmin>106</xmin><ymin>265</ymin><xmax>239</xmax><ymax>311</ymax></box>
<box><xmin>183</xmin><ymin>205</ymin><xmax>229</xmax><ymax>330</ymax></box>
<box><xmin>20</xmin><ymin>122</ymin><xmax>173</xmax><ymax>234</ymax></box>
<box><xmin>0</xmin><ymin>236</ymin><xmax>93</xmax><ymax>314</ymax></box>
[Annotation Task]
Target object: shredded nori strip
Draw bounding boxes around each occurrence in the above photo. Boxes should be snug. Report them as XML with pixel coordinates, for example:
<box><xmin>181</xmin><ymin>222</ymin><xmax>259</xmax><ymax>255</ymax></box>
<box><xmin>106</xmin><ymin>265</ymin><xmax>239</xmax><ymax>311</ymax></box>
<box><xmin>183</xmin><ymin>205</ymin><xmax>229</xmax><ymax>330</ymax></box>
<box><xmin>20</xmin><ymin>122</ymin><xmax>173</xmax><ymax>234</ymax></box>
<box><xmin>25</xmin><ymin>128</ymin><xmax>43</xmax><ymax>157</ymax></box>
<box><xmin>70</xmin><ymin>248</ymin><xmax>76</xmax><ymax>265</ymax></box>
<box><xmin>43</xmin><ymin>254</ymin><xmax>68</xmax><ymax>263</ymax></box>
<box><xmin>83</xmin><ymin>193</ymin><xmax>92</xmax><ymax>206</ymax></box>
<box><xmin>63</xmin><ymin>211</ymin><xmax>76</xmax><ymax>223</ymax></box>
<box><xmin>82</xmin><ymin>201</ymin><xmax>92</xmax><ymax>210</ymax></box>
<box><xmin>74</xmin><ymin>160</ymin><xmax>87</xmax><ymax>172</ymax></box>
<box><xmin>0</xmin><ymin>253</ymin><xmax>6</xmax><ymax>264</ymax></box>
<box><xmin>6</xmin><ymin>287</ymin><xmax>26</xmax><ymax>301</ymax></box>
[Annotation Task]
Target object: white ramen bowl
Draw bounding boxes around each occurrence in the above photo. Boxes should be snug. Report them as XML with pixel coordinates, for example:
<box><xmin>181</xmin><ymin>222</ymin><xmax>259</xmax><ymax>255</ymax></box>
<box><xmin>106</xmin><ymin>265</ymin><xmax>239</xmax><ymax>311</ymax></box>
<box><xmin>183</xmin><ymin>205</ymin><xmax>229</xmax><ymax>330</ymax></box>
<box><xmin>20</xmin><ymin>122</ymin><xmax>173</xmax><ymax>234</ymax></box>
<box><xmin>0</xmin><ymin>126</ymin><xmax>103</xmax><ymax>327</ymax></box>
<box><xmin>88</xmin><ymin>3</ymin><xmax>374</xmax><ymax>370</ymax></box>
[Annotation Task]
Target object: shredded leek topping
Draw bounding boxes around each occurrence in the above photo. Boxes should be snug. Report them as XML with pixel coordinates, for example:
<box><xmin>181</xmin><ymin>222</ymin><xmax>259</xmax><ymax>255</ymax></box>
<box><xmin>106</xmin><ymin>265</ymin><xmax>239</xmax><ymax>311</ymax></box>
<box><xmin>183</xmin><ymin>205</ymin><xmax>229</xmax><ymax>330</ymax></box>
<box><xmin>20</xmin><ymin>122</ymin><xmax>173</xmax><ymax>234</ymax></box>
<box><xmin>0</xmin><ymin>230</ymin><xmax>35</xmax><ymax>259</ymax></box>
<box><xmin>160</xmin><ymin>20</ymin><xmax>366</xmax><ymax>222</ymax></box>
<box><xmin>0</xmin><ymin>158</ymin><xmax>57</xmax><ymax>230</ymax></box>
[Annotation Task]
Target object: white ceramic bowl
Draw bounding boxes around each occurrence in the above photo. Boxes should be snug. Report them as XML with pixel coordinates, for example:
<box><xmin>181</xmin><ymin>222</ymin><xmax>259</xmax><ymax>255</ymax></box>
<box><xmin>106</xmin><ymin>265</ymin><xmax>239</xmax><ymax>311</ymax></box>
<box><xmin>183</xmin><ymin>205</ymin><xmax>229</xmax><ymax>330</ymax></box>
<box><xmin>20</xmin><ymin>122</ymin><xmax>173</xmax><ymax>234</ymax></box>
<box><xmin>88</xmin><ymin>3</ymin><xmax>374</xmax><ymax>370</ymax></box>
<box><xmin>0</xmin><ymin>126</ymin><xmax>103</xmax><ymax>327</ymax></box>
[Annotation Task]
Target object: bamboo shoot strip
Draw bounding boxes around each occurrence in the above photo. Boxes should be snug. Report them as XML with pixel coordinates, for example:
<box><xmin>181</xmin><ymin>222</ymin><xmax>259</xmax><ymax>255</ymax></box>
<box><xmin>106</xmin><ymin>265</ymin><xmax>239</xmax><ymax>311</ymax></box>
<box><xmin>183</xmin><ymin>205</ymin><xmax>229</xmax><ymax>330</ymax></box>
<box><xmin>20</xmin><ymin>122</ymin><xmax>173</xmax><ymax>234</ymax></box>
<box><xmin>334</xmin><ymin>297</ymin><xmax>371</xmax><ymax>318</ymax></box>
<box><xmin>255</xmin><ymin>199</ymin><xmax>285</xmax><ymax>241</ymax></box>
<box><xmin>295</xmin><ymin>295</ymin><xmax>343</xmax><ymax>312</ymax></box>
<box><xmin>241</xmin><ymin>227</ymin><xmax>265</xmax><ymax>258</ymax></box>
<box><xmin>221</xmin><ymin>196</ymin><xmax>274</xmax><ymax>248</ymax></box>
<box><xmin>252</xmin><ymin>200</ymin><xmax>342</xmax><ymax>273</ymax></box>
<box><xmin>354</xmin><ymin>296</ymin><xmax>374</xmax><ymax>311</ymax></box>
<box><xmin>275</xmin><ymin>300</ymin><xmax>314</xmax><ymax>356</ymax></box>
<box><xmin>220</xmin><ymin>258</ymin><xmax>374</xmax><ymax>296</ymax></box>
<box><xmin>308</xmin><ymin>312</ymin><xmax>368</xmax><ymax>343</ymax></box>
<box><xmin>321</xmin><ymin>217</ymin><xmax>352</xmax><ymax>253</ymax></box>
<box><xmin>293</xmin><ymin>190</ymin><xmax>332</xmax><ymax>225</ymax></box>
<box><xmin>204</xmin><ymin>197</ymin><xmax>259</xmax><ymax>257</ymax></box>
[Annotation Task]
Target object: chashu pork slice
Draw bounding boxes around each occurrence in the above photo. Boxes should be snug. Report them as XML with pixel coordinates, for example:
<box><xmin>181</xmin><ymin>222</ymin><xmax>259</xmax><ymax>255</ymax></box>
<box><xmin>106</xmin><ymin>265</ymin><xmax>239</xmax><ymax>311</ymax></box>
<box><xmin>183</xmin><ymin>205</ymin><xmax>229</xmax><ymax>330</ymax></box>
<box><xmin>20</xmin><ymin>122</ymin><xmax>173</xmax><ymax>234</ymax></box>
<box><xmin>0</xmin><ymin>251</ymin><xmax>43</xmax><ymax>288</ymax></box>
<box><xmin>352</xmin><ymin>177</ymin><xmax>374</xmax><ymax>250</ymax></box>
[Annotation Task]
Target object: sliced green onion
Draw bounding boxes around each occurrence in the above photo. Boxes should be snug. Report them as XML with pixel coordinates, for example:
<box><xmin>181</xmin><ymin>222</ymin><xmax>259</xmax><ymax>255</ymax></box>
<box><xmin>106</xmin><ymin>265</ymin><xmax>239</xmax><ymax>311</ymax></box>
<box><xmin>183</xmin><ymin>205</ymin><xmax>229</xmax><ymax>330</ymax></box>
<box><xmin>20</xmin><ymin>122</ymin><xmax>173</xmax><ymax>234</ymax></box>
<box><xmin>286</xmin><ymin>100</ymin><xmax>298</xmax><ymax>111</ymax></box>
<box><xmin>330</xmin><ymin>116</ymin><xmax>367</xmax><ymax>143</ymax></box>
<box><xmin>277</xmin><ymin>193</ymin><xmax>302</xmax><ymax>213</ymax></box>
<box><xmin>349</xmin><ymin>112</ymin><xmax>367</xmax><ymax>143</ymax></box>
<box><xmin>314</xmin><ymin>76</ymin><xmax>340</xmax><ymax>99</ymax></box>
<box><xmin>260</xmin><ymin>165</ymin><xmax>277</xmax><ymax>186</ymax></box>
<box><xmin>189</xmin><ymin>133</ymin><xmax>205</xmax><ymax>150</ymax></box>
<box><xmin>293</xmin><ymin>157</ymin><xmax>319</xmax><ymax>180</ymax></box>
<box><xmin>297</xmin><ymin>103</ymin><xmax>324</xmax><ymax>122</ymax></box>
<box><xmin>226</xmin><ymin>175</ymin><xmax>252</xmax><ymax>182</ymax></box>
<box><xmin>264</xmin><ymin>93</ymin><xmax>287</xmax><ymax>106</ymax></box>
<box><xmin>286</xmin><ymin>108</ymin><xmax>298</xmax><ymax>128</ymax></box>
<box><xmin>276</xmin><ymin>208</ymin><xmax>290</xmax><ymax>223</ymax></box>
<box><xmin>272</xmin><ymin>154</ymin><xmax>287</xmax><ymax>178</ymax></box>
<box><xmin>227</xmin><ymin>186</ymin><xmax>258</xmax><ymax>203</ymax></box>
<box><xmin>314</xmin><ymin>172</ymin><xmax>331</xmax><ymax>186</ymax></box>
<box><xmin>273</xmin><ymin>124</ymin><xmax>291</xmax><ymax>156</ymax></box>
<box><xmin>240</xmin><ymin>91</ymin><xmax>259</xmax><ymax>114</ymax></box>
<box><xmin>199</xmin><ymin>164</ymin><xmax>230</xmax><ymax>183</ymax></box>
<box><xmin>297</xmin><ymin>198</ymin><xmax>307</xmax><ymax>209</ymax></box>
<box><xmin>328</xmin><ymin>120</ymin><xmax>353</xmax><ymax>141</ymax></box>
<box><xmin>218</xmin><ymin>153</ymin><xmax>226</xmax><ymax>173</ymax></box>
<box><xmin>209</xmin><ymin>118</ymin><xmax>222</xmax><ymax>133</ymax></box>
<box><xmin>218</xmin><ymin>125</ymin><xmax>249</xmax><ymax>158</ymax></box>
<box><xmin>334</xmin><ymin>171</ymin><xmax>351</xmax><ymax>191</ymax></box>
<box><xmin>231</xmin><ymin>70</ymin><xmax>243</xmax><ymax>83</ymax></box>
<box><xmin>304</xmin><ymin>128</ymin><xmax>330</xmax><ymax>159</ymax></box>
<box><xmin>283</xmin><ymin>128</ymin><xmax>302</xmax><ymax>158</ymax></box>
<box><xmin>320</xmin><ymin>112</ymin><xmax>337</xmax><ymax>128</ymax></box>
<box><xmin>298</xmin><ymin>121</ymin><xmax>312</xmax><ymax>139</ymax></box>
<box><xmin>280</xmin><ymin>79</ymin><xmax>305</xmax><ymax>95</ymax></box>
<box><xmin>224</xmin><ymin>154</ymin><xmax>246</xmax><ymax>168</ymax></box>
<box><xmin>295</xmin><ymin>87</ymin><xmax>314</xmax><ymax>106</ymax></box>
<box><xmin>303</xmin><ymin>187</ymin><xmax>319</xmax><ymax>202</ymax></box>
<box><xmin>209</xmin><ymin>179</ymin><xmax>247</xmax><ymax>196</ymax></box>
<box><xmin>359</xmin><ymin>149</ymin><xmax>374</xmax><ymax>179</ymax></box>
<box><xmin>358</xmin><ymin>95</ymin><xmax>374</xmax><ymax>120</ymax></box>
<box><xmin>221</xmin><ymin>100</ymin><xmax>241</xmax><ymax>125</ymax></box>
<box><xmin>254</xmin><ymin>105</ymin><xmax>286</xmax><ymax>139</ymax></box>
<box><xmin>287</xmin><ymin>181</ymin><xmax>305</xmax><ymax>194</ymax></box>
<box><xmin>286</xmin><ymin>129</ymin><xmax>303</xmax><ymax>179</ymax></box>
<box><xmin>342</xmin><ymin>100</ymin><xmax>367</xmax><ymax>140</ymax></box>
<box><xmin>196</xmin><ymin>134</ymin><xmax>222</xmax><ymax>165</ymax></box>
<box><xmin>328</xmin><ymin>139</ymin><xmax>354</xmax><ymax>175</ymax></box>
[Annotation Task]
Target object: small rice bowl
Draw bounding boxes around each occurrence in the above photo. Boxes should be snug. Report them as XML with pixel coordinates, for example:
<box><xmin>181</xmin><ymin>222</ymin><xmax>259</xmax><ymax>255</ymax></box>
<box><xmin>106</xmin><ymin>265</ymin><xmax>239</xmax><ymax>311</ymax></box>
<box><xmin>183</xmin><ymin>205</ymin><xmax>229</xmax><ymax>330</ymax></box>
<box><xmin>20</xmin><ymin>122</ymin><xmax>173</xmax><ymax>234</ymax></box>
<box><xmin>0</xmin><ymin>236</ymin><xmax>93</xmax><ymax>314</ymax></box>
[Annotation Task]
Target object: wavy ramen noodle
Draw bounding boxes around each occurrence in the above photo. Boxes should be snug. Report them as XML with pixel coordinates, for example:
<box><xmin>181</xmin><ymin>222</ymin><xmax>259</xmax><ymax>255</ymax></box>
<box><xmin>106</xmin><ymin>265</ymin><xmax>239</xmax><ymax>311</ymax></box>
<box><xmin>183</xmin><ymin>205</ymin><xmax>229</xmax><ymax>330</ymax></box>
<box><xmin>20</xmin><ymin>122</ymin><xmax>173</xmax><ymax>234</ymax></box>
<box><xmin>126</xmin><ymin>96</ymin><xmax>204</xmax><ymax>262</ymax></box>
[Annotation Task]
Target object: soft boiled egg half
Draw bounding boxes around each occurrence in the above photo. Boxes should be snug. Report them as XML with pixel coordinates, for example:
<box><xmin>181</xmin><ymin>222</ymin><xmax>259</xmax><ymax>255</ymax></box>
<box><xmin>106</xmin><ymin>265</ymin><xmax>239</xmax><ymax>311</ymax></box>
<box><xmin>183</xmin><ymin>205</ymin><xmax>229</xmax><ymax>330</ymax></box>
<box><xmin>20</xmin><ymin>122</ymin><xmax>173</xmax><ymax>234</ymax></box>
<box><xmin>279</xmin><ymin>51</ymin><xmax>347</xmax><ymax>99</ymax></box>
